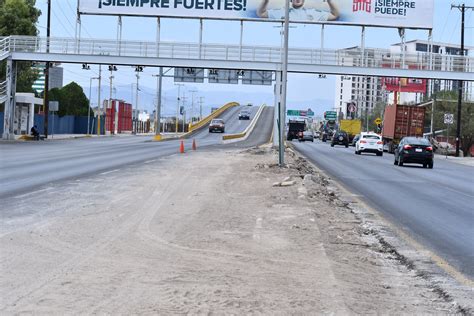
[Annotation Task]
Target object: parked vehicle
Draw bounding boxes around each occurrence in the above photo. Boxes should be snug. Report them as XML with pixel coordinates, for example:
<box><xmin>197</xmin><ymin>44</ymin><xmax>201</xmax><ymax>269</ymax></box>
<box><xmin>238</xmin><ymin>110</ymin><xmax>251</xmax><ymax>120</ymax></box>
<box><xmin>355</xmin><ymin>132</ymin><xmax>383</xmax><ymax>156</ymax></box>
<box><xmin>331</xmin><ymin>131</ymin><xmax>349</xmax><ymax>147</ymax></box>
<box><xmin>340</xmin><ymin>119</ymin><xmax>361</xmax><ymax>143</ymax></box>
<box><xmin>298</xmin><ymin>130</ymin><xmax>314</xmax><ymax>142</ymax></box>
<box><xmin>287</xmin><ymin>120</ymin><xmax>306</xmax><ymax>141</ymax></box>
<box><xmin>394</xmin><ymin>137</ymin><xmax>434</xmax><ymax>168</ymax></box>
<box><xmin>382</xmin><ymin>104</ymin><xmax>426</xmax><ymax>153</ymax></box>
<box><xmin>351</xmin><ymin>134</ymin><xmax>360</xmax><ymax>146</ymax></box>
<box><xmin>209</xmin><ymin>119</ymin><xmax>225</xmax><ymax>133</ymax></box>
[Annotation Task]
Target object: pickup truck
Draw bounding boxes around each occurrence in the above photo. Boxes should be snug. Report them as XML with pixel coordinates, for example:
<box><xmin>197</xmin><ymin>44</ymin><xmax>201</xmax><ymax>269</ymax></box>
<box><xmin>287</xmin><ymin>120</ymin><xmax>306</xmax><ymax>141</ymax></box>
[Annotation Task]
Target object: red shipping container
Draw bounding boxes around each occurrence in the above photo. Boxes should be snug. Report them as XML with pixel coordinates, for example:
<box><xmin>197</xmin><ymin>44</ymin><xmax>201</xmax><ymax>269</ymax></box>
<box><xmin>118</xmin><ymin>102</ymin><xmax>132</xmax><ymax>133</ymax></box>
<box><xmin>382</xmin><ymin>104</ymin><xmax>426</xmax><ymax>141</ymax></box>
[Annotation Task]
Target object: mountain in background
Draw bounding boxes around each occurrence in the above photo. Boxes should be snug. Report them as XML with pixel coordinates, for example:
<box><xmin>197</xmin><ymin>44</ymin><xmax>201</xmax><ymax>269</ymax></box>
<box><xmin>86</xmin><ymin>84</ymin><xmax>333</xmax><ymax>118</ymax></box>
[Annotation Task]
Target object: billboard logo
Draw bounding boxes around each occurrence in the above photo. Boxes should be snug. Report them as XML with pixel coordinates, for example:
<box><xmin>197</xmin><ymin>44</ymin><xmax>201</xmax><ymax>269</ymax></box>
<box><xmin>353</xmin><ymin>0</ymin><xmax>371</xmax><ymax>13</ymax></box>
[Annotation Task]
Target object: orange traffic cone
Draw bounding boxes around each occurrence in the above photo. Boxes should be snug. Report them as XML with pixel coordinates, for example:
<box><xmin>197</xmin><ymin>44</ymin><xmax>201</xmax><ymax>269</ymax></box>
<box><xmin>179</xmin><ymin>140</ymin><xmax>185</xmax><ymax>154</ymax></box>
<box><xmin>192</xmin><ymin>139</ymin><xmax>197</xmax><ymax>151</ymax></box>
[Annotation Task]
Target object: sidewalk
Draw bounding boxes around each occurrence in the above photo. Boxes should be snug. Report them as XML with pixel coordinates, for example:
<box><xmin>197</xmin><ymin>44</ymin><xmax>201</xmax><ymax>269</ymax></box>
<box><xmin>1</xmin><ymin>146</ymin><xmax>470</xmax><ymax>314</ymax></box>
<box><xmin>434</xmin><ymin>154</ymin><xmax>474</xmax><ymax>167</ymax></box>
<box><xmin>10</xmin><ymin>132</ymin><xmax>185</xmax><ymax>141</ymax></box>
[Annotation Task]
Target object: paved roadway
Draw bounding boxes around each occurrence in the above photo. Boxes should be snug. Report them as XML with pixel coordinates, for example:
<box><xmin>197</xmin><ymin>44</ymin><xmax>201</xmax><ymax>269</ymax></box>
<box><xmin>0</xmin><ymin>105</ymin><xmax>272</xmax><ymax>198</ymax></box>
<box><xmin>293</xmin><ymin>140</ymin><xmax>474</xmax><ymax>279</ymax></box>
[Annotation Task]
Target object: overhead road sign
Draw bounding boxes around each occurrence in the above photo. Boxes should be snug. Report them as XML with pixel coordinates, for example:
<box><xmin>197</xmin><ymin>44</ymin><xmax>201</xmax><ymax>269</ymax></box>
<box><xmin>79</xmin><ymin>0</ymin><xmax>434</xmax><ymax>29</ymax></box>
<box><xmin>174</xmin><ymin>67</ymin><xmax>204</xmax><ymax>83</ymax></box>
<box><xmin>287</xmin><ymin>109</ymin><xmax>314</xmax><ymax>117</ymax></box>
<box><xmin>208</xmin><ymin>69</ymin><xmax>239</xmax><ymax>84</ymax></box>
<box><xmin>242</xmin><ymin>70</ymin><xmax>272</xmax><ymax>86</ymax></box>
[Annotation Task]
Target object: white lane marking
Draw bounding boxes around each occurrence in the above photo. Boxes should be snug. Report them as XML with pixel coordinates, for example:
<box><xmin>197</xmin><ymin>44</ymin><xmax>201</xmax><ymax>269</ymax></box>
<box><xmin>253</xmin><ymin>217</ymin><xmax>263</xmax><ymax>242</ymax></box>
<box><xmin>144</xmin><ymin>159</ymin><xmax>158</xmax><ymax>164</ymax></box>
<box><xmin>14</xmin><ymin>187</ymin><xmax>52</xmax><ymax>199</ymax></box>
<box><xmin>100</xmin><ymin>169</ymin><xmax>120</xmax><ymax>175</ymax></box>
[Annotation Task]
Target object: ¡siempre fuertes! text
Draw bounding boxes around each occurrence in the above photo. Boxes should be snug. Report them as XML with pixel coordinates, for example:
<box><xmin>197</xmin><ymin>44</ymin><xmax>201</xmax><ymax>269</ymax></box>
<box><xmin>98</xmin><ymin>0</ymin><xmax>247</xmax><ymax>11</ymax></box>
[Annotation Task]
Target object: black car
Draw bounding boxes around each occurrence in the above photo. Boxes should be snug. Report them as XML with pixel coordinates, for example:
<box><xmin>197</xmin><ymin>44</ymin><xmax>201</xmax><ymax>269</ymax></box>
<box><xmin>331</xmin><ymin>131</ymin><xmax>349</xmax><ymax>148</ymax></box>
<box><xmin>351</xmin><ymin>134</ymin><xmax>360</xmax><ymax>147</ymax></box>
<box><xmin>394</xmin><ymin>137</ymin><xmax>434</xmax><ymax>168</ymax></box>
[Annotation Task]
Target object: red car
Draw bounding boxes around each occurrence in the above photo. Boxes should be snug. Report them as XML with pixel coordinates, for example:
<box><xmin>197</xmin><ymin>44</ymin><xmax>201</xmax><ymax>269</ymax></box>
<box><xmin>209</xmin><ymin>119</ymin><xmax>225</xmax><ymax>133</ymax></box>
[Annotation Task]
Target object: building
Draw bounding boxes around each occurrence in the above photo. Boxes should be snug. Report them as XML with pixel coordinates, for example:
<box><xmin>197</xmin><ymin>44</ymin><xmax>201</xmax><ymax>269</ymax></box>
<box><xmin>389</xmin><ymin>40</ymin><xmax>473</xmax><ymax>102</ymax></box>
<box><xmin>333</xmin><ymin>47</ymin><xmax>386</xmax><ymax>120</ymax></box>
<box><xmin>334</xmin><ymin>41</ymin><xmax>473</xmax><ymax>119</ymax></box>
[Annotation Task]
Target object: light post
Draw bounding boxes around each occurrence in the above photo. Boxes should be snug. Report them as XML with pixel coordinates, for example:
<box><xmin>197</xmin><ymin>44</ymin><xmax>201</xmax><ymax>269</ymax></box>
<box><xmin>279</xmin><ymin>0</ymin><xmax>290</xmax><ymax>167</ymax></box>
<box><xmin>189</xmin><ymin>90</ymin><xmax>198</xmax><ymax>124</ymax></box>
<box><xmin>88</xmin><ymin>76</ymin><xmax>99</xmax><ymax>135</ymax></box>
<box><xmin>174</xmin><ymin>83</ymin><xmax>184</xmax><ymax>133</ymax></box>
<box><xmin>152</xmin><ymin>67</ymin><xmax>163</xmax><ymax>139</ymax></box>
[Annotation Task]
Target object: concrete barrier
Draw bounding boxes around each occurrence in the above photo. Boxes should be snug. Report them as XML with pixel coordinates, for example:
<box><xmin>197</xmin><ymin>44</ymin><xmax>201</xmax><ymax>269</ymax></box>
<box><xmin>222</xmin><ymin>104</ymin><xmax>266</xmax><ymax>143</ymax></box>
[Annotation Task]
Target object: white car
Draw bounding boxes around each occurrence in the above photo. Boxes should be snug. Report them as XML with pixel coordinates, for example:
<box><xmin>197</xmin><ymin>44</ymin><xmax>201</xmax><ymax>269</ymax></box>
<box><xmin>355</xmin><ymin>132</ymin><xmax>383</xmax><ymax>156</ymax></box>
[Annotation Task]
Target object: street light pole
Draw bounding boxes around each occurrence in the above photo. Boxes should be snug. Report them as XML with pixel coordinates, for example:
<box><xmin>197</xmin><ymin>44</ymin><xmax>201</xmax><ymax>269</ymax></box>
<box><xmin>135</xmin><ymin>73</ymin><xmax>140</xmax><ymax>134</ymax></box>
<box><xmin>97</xmin><ymin>64</ymin><xmax>102</xmax><ymax>136</ymax></box>
<box><xmin>175</xmin><ymin>83</ymin><xmax>184</xmax><ymax>133</ymax></box>
<box><xmin>189</xmin><ymin>90</ymin><xmax>197</xmax><ymax>124</ymax></box>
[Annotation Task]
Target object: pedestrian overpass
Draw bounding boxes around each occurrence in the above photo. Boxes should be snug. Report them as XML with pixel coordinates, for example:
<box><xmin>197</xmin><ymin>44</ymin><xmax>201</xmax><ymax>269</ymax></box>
<box><xmin>1</xmin><ymin>35</ymin><xmax>473</xmax><ymax>139</ymax></box>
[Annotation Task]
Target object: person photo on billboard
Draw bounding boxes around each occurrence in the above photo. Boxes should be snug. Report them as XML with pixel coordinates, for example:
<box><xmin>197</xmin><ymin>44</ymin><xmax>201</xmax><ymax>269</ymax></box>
<box><xmin>257</xmin><ymin>0</ymin><xmax>340</xmax><ymax>21</ymax></box>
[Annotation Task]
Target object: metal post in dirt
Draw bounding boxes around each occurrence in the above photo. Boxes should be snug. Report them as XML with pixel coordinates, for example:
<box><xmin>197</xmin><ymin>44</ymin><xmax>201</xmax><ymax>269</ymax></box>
<box><xmin>43</xmin><ymin>0</ymin><xmax>51</xmax><ymax>138</ymax></box>
<box><xmin>97</xmin><ymin>65</ymin><xmax>102</xmax><ymax>136</ymax></box>
<box><xmin>279</xmin><ymin>0</ymin><xmax>290</xmax><ymax>166</ymax></box>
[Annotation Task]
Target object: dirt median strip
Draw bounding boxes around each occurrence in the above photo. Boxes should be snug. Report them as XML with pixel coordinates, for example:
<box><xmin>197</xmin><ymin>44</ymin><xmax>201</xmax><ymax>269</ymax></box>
<box><xmin>0</xmin><ymin>146</ymin><xmax>472</xmax><ymax>314</ymax></box>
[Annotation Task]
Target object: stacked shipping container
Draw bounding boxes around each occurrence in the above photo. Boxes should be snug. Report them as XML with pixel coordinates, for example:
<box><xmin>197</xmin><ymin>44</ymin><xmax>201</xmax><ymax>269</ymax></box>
<box><xmin>105</xmin><ymin>100</ymin><xmax>132</xmax><ymax>133</ymax></box>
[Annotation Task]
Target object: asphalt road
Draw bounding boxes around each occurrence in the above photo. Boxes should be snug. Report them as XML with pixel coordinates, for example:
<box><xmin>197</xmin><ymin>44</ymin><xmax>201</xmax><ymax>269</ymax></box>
<box><xmin>0</xmin><ymin>105</ymin><xmax>271</xmax><ymax>198</ymax></box>
<box><xmin>293</xmin><ymin>140</ymin><xmax>474</xmax><ymax>279</ymax></box>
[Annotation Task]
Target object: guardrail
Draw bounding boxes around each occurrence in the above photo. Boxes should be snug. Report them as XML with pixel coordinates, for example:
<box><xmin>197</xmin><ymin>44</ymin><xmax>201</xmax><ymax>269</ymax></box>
<box><xmin>4</xmin><ymin>36</ymin><xmax>473</xmax><ymax>74</ymax></box>
<box><xmin>222</xmin><ymin>104</ymin><xmax>266</xmax><ymax>142</ymax></box>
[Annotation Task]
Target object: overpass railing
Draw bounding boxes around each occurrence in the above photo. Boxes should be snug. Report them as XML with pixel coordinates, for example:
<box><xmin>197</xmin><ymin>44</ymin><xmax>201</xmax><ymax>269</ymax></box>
<box><xmin>5</xmin><ymin>36</ymin><xmax>474</xmax><ymax>74</ymax></box>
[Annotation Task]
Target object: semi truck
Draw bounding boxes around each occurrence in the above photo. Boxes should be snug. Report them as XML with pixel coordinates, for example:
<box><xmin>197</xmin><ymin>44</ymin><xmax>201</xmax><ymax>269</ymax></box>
<box><xmin>382</xmin><ymin>103</ymin><xmax>426</xmax><ymax>153</ymax></box>
<box><xmin>287</xmin><ymin>120</ymin><xmax>306</xmax><ymax>141</ymax></box>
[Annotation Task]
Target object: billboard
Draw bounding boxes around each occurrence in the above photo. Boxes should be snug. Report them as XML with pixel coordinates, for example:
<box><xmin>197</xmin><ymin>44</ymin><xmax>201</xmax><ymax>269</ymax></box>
<box><xmin>79</xmin><ymin>0</ymin><xmax>434</xmax><ymax>29</ymax></box>
<box><xmin>382</xmin><ymin>78</ymin><xmax>427</xmax><ymax>93</ymax></box>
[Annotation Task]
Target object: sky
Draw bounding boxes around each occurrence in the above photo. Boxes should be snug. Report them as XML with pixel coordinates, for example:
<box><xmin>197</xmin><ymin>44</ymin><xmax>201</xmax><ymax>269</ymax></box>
<box><xmin>33</xmin><ymin>0</ymin><xmax>474</xmax><ymax>117</ymax></box>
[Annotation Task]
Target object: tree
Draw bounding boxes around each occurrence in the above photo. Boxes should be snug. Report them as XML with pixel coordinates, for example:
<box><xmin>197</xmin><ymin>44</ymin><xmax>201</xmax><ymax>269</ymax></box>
<box><xmin>0</xmin><ymin>0</ymin><xmax>41</xmax><ymax>93</ymax></box>
<box><xmin>48</xmin><ymin>82</ymin><xmax>91</xmax><ymax>117</ymax></box>
<box><xmin>425</xmin><ymin>91</ymin><xmax>474</xmax><ymax>157</ymax></box>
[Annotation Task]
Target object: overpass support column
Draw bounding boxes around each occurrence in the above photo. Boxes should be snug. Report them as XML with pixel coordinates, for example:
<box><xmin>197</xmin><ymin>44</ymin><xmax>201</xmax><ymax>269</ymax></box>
<box><xmin>3</xmin><ymin>58</ymin><xmax>16</xmax><ymax>140</ymax></box>
<box><xmin>273</xmin><ymin>71</ymin><xmax>282</xmax><ymax>147</ymax></box>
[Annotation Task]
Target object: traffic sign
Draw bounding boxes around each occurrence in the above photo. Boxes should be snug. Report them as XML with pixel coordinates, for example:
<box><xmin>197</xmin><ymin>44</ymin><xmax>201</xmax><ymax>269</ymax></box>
<box><xmin>287</xmin><ymin>109</ymin><xmax>315</xmax><ymax>117</ymax></box>
<box><xmin>324</xmin><ymin>111</ymin><xmax>337</xmax><ymax>120</ymax></box>
<box><xmin>444</xmin><ymin>113</ymin><xmax>454</xmax><ymax>125</ymax></box>
<box><xmin>374</xmin><ymin>118</ymin><xmax>382</xmax><ymax>125</ymax></box>
<box><xmin>348</xmin><ymin>103</ymin><xmax>357</xmax><ymax>113</ymax></box>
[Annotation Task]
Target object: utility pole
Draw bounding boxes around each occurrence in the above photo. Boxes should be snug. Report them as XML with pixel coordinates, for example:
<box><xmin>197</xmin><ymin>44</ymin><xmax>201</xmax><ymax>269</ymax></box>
<box><xmin>108</xmin><ymin>65</ymin><xmax>117</xmax><ymax>134</ymax></box>
<box><xmin>97</xmin><ymin>65</ymin><xmax>102</xmax><ymax>136</ymax></box>
<box><xmin>152</xmin><ymin>67</ymin><xmax>163</xmax><ymax>139</ymax></box>
<box><xmin>135</xmin><ymin>72</ymin><xmax>140</xmax><ymax>134</ymax></box>
<box><xmin>451</xmin><ymin>3</ymin><xmax>473</xmax><ymax>157</ymax></box>
<box><xmin>175</xmin><ymin>83</ymin><xmax>184</xmax><ymax>133</ymax></box>
<box><xmin>88</xmin><ymin>76</ymin><xmax>99</xmax><ymax>135</ymax></box>
<box><xmin>181</xmin><ymin>94</ymin><xmax>188</xmax><ymax>133</ymax></box>
<box><xmin>43</xmin><ymin>0</ymin><xmax>51</xmax><ymax>138</ymax></box>
<box><xmin>199</xmin><ymin>96</ymin><xmax>204</xmax><ymax>120</ymax></box>
<box><xmin>189</xmin><ymin>90</ymin><xmax>197</xmax><ymax>124</ymax></box>
<box><xmin>279</xmin><ymin>0</ymin><xmax>290</xmax><ymax>166</ymax></box>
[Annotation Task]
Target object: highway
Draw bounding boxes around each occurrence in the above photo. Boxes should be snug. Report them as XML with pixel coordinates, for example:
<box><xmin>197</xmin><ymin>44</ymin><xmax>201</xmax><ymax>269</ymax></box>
<box><xmin>293</xmin><ymin>140</ymin><xmax>474</xmax><ymax>279</ymax></box>
<box><xmin>0</xmin><ymin>105</ymin><xmax>272</xmax><ymax>198</ymax></box>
